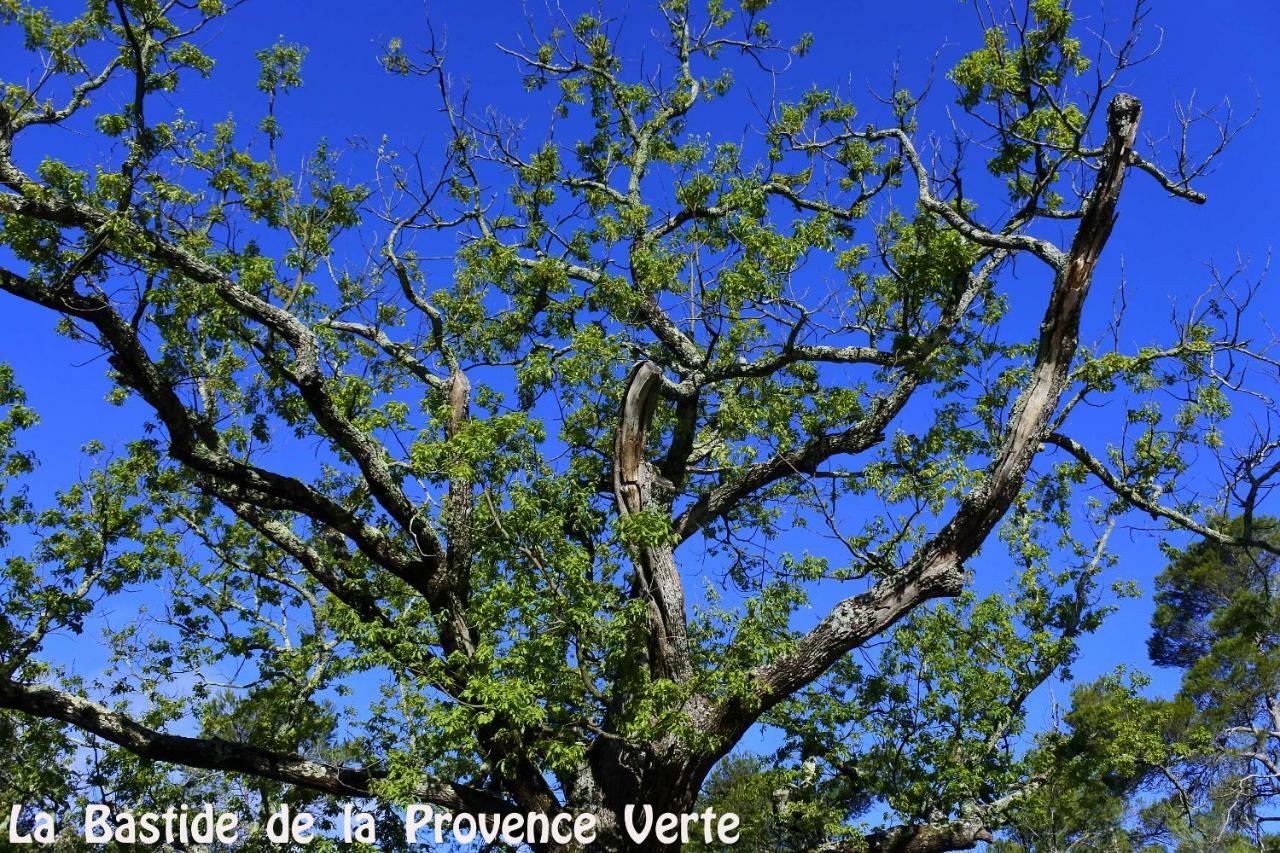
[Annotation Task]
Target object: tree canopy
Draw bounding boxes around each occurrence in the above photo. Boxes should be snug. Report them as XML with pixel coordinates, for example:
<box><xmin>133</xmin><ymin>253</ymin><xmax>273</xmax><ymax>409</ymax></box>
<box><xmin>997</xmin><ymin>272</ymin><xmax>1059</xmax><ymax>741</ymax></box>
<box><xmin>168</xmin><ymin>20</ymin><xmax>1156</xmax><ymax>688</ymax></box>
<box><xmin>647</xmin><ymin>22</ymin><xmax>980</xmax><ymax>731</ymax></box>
<box><xmin>0</xmin><ymin>0</ymin><xmax>1273</xmax><ymax>850</ymax></box>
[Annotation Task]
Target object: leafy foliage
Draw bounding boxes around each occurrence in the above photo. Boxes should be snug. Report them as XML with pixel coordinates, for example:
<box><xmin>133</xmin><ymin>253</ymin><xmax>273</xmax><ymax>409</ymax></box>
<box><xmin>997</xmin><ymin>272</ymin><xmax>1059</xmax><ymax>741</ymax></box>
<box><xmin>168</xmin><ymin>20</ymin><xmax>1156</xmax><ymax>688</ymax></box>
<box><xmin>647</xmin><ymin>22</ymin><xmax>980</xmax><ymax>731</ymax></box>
<box><xmin>0</xmin><ymin>1</ymin><xmax>1263</xmax><ymax>849</ymax></box>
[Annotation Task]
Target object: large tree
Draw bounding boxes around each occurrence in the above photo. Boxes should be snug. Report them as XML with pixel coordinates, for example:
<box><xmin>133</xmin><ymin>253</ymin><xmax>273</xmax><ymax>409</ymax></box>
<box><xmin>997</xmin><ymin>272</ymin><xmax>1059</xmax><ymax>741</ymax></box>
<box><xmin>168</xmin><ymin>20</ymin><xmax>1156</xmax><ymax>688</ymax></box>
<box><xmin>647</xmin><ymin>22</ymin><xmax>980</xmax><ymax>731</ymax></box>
<box><xmin>0</xmin><ymin>0</ymin><xmax>1271</xmax><ymax>849</ymax></box>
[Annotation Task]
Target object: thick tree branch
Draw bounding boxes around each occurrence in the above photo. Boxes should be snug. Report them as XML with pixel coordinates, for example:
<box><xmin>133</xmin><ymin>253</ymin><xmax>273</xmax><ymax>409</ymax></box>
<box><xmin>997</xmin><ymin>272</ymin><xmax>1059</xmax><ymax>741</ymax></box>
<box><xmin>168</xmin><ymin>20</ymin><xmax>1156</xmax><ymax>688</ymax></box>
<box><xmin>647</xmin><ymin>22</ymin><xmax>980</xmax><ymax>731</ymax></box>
<box><xmin>0</xmin><ymin>679</ymin><xmax>514</xmax><ymax>815</ymax></box>
<box><xmin>857</xmin><ymin>820</ymin><xmax>993</xmax><ymax>853</ymax></box>
<box><xmin>708</xmin><ymin>94</ymin><xmax>1144</xmax><ymax>742</ymax></box>
<box><xmin>614</xmin><ymin>362</ymin><xmax>691</xmax><ymax>683</ymax></box>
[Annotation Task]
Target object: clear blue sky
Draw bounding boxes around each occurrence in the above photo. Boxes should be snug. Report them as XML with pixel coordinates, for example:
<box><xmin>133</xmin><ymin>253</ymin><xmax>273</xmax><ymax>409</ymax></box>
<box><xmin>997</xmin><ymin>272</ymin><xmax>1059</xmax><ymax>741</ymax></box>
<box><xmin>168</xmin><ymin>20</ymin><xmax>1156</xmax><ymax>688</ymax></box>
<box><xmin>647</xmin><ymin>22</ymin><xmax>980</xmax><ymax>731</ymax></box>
<box><xmin>2</xmin><ymin>0</ymin><xmax>1278</xmax><ymax>797</ymax></box>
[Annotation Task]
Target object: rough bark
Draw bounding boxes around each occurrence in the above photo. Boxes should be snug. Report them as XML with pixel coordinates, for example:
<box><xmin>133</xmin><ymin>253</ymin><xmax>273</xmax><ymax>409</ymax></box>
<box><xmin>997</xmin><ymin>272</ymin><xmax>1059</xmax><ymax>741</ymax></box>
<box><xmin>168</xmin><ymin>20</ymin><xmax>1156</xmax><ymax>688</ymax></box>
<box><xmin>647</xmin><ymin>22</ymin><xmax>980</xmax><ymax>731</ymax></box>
<box><xmin>613</xmin><ymin>361</ymin><xmax>692</xmax><ymax>684</ymax></box>
<box><xmin>860</xmin><ymin>820</ymin><xmax>994</xmax><ymax>853</ymax></box>
<box><xmin>707</xmin><ymin>91</ymin><xmax>1143</xmax><ymax>743</ymax></box>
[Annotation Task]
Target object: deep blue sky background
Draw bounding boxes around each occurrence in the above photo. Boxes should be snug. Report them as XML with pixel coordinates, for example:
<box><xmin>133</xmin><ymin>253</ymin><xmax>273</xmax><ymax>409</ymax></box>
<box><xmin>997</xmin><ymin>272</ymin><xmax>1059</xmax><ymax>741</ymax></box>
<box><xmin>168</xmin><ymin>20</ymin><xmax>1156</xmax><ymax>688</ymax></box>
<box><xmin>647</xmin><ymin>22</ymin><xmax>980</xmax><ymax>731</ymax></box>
<box><xmin>1</xmin><ymin>0</ymin><xmax>1279</xmax><ymax>819</ymax></box>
